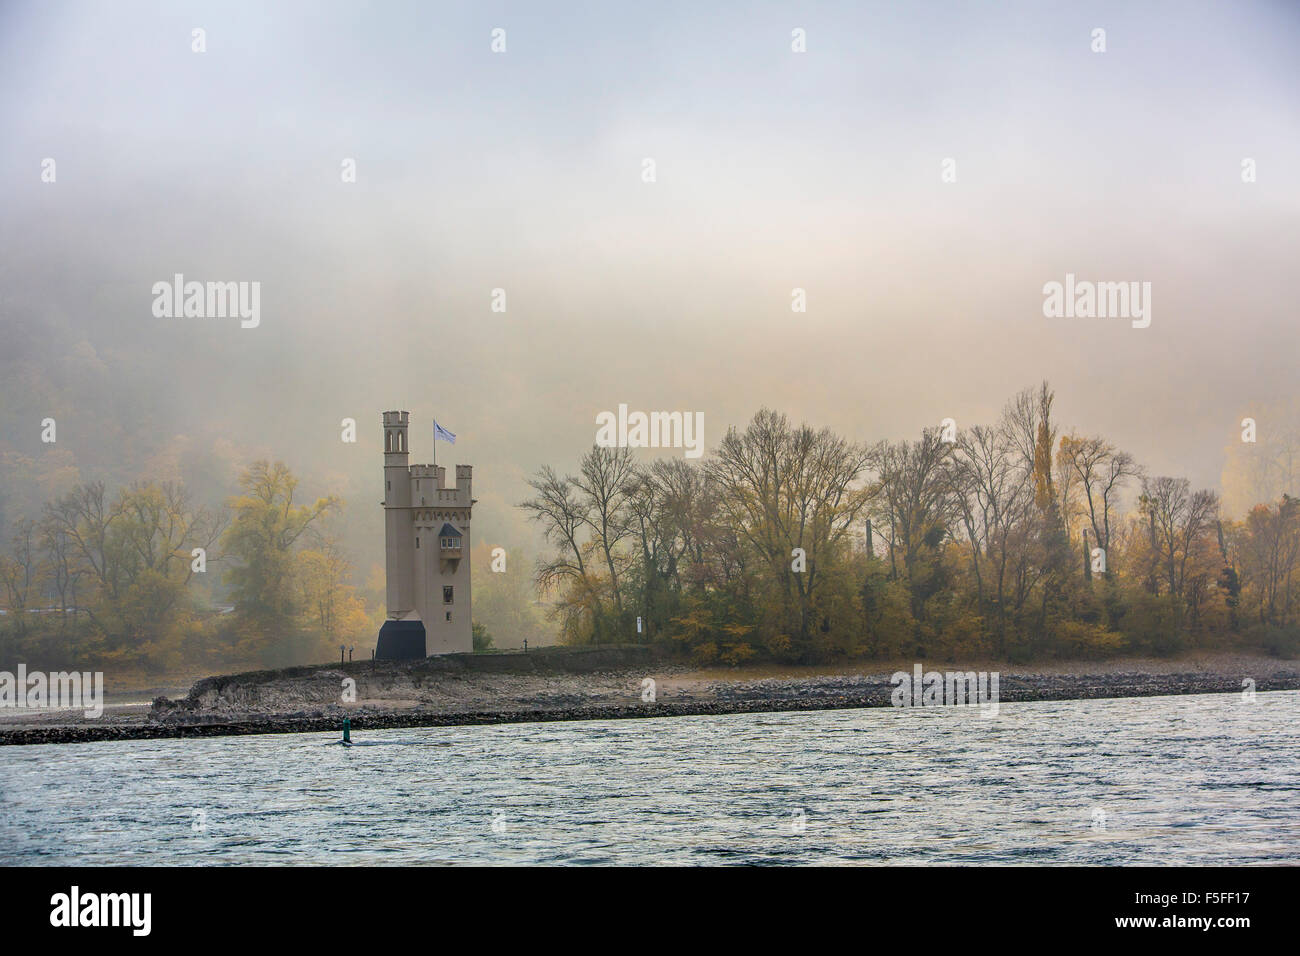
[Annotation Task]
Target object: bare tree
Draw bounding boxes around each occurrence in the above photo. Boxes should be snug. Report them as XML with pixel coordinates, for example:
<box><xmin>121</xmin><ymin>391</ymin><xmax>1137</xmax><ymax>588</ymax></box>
<box><xmin>709</xmin><ymin>409</ymin><xmax>872</xmax><ymax>640</ymax></box>
<box><xmin>1237</xmin><ymin>495</ymin><xmax>1300</xmax><ymax>626</ymax></box>
<box><xmin>951</xmin><ymin>423</ymin><xmax>1035</xmax><ymax>646</ymax></box>
<box><xmin>867</xmin><ymin>429</ymin><xmax>954</xmax><ymax>618</ymax></box>
<box><xmin>44</xmin><ymin>481</ymin><xmax>119</xmax><ymax>602</ymax></box>
<box><xmin>621</xmin><ymin>460</ymin><xmax>707</xmax><ymax>640</ymax></box>
<box><xmin>39</xmin><ymin>517</ymin><xmax>84</xmax><ymax>624</ymax></box>
<box><xmin>1057</xmin><ymin>434</ymin><xmax>1141</xmax><ymax>575</ymax></box>
<box><xmin>521</xmin><ymin>465</ymin><xmax>604</xmax><ymax>641</ymax></box>
<box><xmin>572</xmin><ymin>446</ymin><xmax>637</xmax><ymax>620</ymax></box>
<box><xmin>0</xmin><ymin>519</ymin><xmax>41</xmax><ymax>636</ymax></box>
<box><xmin>1141</xmin><ymin>476</ymin><xmax>1219</xmax><ymax>599</ymax></box>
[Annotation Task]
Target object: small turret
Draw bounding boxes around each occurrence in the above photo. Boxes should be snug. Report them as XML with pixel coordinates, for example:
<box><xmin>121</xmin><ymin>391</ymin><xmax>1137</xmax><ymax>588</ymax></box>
<box><xmin>381</xmin><ymin>411</ymin><xmax>414</xmax><ymax>620</ymax></box>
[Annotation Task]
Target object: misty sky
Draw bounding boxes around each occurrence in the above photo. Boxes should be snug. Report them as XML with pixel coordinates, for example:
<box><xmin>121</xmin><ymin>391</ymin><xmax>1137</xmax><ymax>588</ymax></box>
<box><xmin>2</xmin><ymin>0</ymin><xmax>1298</xmax><ymax>565</ymax></box>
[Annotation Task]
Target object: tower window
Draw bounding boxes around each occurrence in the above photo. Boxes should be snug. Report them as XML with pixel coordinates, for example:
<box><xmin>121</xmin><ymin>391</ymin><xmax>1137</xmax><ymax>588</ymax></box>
<box><xmin>416</xmin><ymin>537</ymin><xmax>420</xmax><ymax>549</ymax></box>
<box><xmin>443</xmin><ymin>586</ymin><xmax>454</xmax><ymax>604</ymax></box>
<box><xmin>445</xmin><ymin>612</ymin><xmax>451</xmax><ymax>622</ymax></box>
<box><xmin>387</xmin><ymin>480</ymin><xmax>391</xmax><ymax>490</ymax></box>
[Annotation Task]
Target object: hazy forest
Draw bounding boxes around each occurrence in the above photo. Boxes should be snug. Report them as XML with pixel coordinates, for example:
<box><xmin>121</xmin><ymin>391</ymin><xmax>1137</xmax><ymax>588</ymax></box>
<box><xmin>2</xmin><ymin>382</ymin><xmax>1299</xmax><ymax>674</ymax></box>
<box><xmin>527</xmin><ymin>382</ymin><xmax>1300</xmax><ymax>665</ymax></box>
<box><xmin>0</xmin><ymin>455</ymin><xmax>549</xmax><ymax>673</ymax></box>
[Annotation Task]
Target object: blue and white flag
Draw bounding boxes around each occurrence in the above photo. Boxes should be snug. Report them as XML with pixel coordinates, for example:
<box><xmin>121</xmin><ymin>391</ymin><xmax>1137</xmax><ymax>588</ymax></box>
<box><xmin>434</xmin><ymin>420</ymin><xmax>456</xmax><ymax>444</ymax></box>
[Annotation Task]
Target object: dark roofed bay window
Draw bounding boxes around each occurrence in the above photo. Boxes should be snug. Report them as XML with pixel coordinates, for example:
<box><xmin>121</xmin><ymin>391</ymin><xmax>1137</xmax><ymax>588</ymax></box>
<box><xmin>438</xmin><ymin>523</ymin><xmax>462</xmax><ymax>549</ymax></box>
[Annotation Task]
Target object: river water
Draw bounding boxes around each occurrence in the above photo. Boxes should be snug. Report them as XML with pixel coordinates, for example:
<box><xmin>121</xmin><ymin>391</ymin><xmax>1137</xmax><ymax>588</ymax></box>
<box><xmin>2</xmin><ymin>691</ymin><xmax>1297</xmax><ymax>865</ymax></box>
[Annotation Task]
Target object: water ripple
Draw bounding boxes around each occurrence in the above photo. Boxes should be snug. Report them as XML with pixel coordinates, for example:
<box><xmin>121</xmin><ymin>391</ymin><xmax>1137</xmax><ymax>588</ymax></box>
<box><xmin>1</xmin><ymin>691</ymin><xmax>1297</xmax><ymax>864</ymax></box>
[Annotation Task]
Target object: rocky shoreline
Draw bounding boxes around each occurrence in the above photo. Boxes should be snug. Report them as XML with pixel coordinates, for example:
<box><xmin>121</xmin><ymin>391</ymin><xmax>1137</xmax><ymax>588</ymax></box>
<box><xmin>4</xmin><ymin>656</ymin><xmax>1298</xmax><ymax>746</ymax></box>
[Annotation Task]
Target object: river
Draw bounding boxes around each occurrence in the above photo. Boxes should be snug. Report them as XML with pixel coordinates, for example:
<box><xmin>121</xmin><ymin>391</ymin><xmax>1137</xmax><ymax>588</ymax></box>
<box><xmin>3</xmin><ymin>691</ymin><xmax>1297</xmax><ymax>864</ymax></box>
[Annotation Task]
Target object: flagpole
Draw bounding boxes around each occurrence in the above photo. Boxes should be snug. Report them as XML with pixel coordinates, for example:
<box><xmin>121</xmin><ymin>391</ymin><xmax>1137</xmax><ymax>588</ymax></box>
<box><xmin>431</xmin><ymin>415</ymin><xmax>436</xmax><ymax>470</ymax></box>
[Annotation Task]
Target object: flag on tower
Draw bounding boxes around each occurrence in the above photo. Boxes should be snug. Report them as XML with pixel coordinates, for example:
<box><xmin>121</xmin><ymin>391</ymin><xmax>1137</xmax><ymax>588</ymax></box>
<box><xmin>434</xmin><ymin>420</ymin><xmax>456</xmax><ymax>444</ymax></box>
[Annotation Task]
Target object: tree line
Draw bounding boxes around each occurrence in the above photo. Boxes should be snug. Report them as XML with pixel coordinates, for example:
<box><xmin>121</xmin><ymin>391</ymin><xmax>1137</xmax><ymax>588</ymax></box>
<box><xmin>1</xmin><ymin>458</ymin><xmax>552</xmax><ymax>674</ymax></box>
<box><xmin>0</xmin><ymin>461</ymin><xmax>371</xmax><ymax>672</ymax></box>
<box><xmin>6</xmin><ymin>382</ymin><xmax>1296</xmax><ymax>674</ymax></box>
<box><xmin>522</xmin><ymin>383</ymin><xmax>1300</xmax><ymax>664</ymax></box>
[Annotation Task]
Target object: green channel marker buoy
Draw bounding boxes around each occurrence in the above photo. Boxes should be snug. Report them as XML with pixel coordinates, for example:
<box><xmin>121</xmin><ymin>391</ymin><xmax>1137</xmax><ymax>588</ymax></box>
<box><xmin>342</xmin><ymin>718</ymin><xmax>351</xmax><ymax>744</ymax></box>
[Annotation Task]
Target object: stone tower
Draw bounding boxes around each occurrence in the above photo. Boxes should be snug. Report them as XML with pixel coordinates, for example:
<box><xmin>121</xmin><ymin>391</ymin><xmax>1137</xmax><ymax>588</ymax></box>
<box><xmin>375</xmin><ymin>411</ymin><xmax>474</xmax><ymax>658</ymax></box>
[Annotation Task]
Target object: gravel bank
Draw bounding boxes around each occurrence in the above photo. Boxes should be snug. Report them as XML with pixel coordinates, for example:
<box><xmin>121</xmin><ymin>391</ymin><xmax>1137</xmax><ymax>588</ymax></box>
<box><xmin>2</xmin><ymin>650</ymin><xmax>1296</xmax><ymax>746</ymax></box>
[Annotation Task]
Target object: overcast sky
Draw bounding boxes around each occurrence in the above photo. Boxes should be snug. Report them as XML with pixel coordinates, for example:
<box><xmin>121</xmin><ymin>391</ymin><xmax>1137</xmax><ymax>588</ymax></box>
<box><xmin>2</xmin><ymin>0</ymin><xmax>1298</xmax><ymax>560</ymax></box>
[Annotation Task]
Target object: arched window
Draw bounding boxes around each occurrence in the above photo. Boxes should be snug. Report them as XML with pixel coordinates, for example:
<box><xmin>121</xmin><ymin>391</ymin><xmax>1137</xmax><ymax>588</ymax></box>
<box><xmin>385</xmin><ymin>430</ymin><xmax>393</xmax><ymax>453</ymax></box>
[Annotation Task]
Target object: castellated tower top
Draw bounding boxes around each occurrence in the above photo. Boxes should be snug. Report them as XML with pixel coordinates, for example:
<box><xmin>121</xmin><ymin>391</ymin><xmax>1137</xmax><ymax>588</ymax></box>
<box><xmin>383</xmin><ymin>410</ymin><xmax>410</xmax><ymax>456</ymax></box>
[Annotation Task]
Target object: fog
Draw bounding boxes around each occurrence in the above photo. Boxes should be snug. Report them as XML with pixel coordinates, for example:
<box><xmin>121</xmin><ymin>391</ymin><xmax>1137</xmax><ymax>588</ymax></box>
<box><xmin>2</xmin><ymin>0</ymin><xmax>1298</xmax><ymax>577</ymax></box>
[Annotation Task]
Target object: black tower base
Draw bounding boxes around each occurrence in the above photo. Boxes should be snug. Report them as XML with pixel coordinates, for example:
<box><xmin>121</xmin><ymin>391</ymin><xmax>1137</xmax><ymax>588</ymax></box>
<box><xmin>375</xmin><ymin>619</ymin><xmax>426</xmax><ymax>660</ymax></box>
